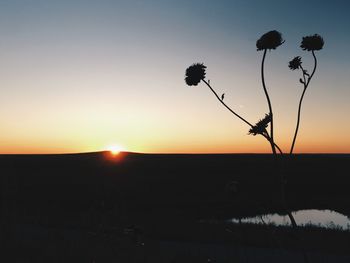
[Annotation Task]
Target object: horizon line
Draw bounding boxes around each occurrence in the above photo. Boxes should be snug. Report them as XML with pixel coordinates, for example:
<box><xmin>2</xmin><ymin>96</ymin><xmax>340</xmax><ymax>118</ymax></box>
<box><xmin>0</xmin><ymin>151</ymin><xmax>350</xmax><ymax>156</ymax></box>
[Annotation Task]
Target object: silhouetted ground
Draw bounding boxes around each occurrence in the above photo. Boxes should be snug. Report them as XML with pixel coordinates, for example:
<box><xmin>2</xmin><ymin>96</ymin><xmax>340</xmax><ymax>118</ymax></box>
<box><xmin>1</xmin><ymin>152</ymin><xmax>350</xmax><ymax>262</ymax></box>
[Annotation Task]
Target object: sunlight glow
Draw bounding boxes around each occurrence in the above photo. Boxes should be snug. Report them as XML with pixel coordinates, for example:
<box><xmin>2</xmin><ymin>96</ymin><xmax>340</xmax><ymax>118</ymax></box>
<box><xmin>107</xmin><ymin>145</ymin><xmax>125</xmax><ymax>155</ymax></box>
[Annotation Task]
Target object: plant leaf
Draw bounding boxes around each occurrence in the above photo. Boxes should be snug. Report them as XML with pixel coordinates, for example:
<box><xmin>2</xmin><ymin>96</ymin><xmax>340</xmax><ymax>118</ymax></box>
<box><xmin>303</xmin><ymin>70</ymin><xmax>310</xmax><ymax>77</ymax></box>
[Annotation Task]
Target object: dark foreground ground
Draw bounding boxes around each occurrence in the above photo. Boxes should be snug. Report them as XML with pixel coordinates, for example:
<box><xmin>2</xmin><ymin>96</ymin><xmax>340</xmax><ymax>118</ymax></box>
<box><xmin>1</xmin><ymin>152</ymin><xmax>350</xmax><ymax>262</ymax></box>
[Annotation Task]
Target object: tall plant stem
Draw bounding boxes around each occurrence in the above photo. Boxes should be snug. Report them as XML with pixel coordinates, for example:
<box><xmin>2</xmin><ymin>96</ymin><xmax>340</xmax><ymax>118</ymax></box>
<box><xmin>290</xmin><ymin>51</ymin><xmax>317</xmax><ymax>154</ymax></box>
<box><xmin>261</xmin><ymin>49</ymin><xmax>276</xmax><ymax>155</ymax></box>
<box><xmin>202</xmin><ymin>79</ymin><xmax>283</xmax><ymax>154</ymax></box>
<box><xmin>289</xmin><ymin>73</ymin><xmax>307</xmax><ymax>154</ymax></box>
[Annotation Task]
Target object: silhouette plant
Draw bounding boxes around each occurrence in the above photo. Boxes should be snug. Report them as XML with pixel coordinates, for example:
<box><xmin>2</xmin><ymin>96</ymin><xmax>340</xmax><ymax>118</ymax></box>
<box><xmin>184</xmin><ymin>31</ymin><xmax>286</xmax><ymax>155</ymax></box>
<box><xmin>289</xmin><ymin>34</ymin><xmax>324</xmax><ymax>154</ymax></box>
<box><xmin>185</xmin><ymin>63</ymin><xmax>283</xmax><ymax>154</ymax></box>
<box><xmin>184</xmin><ymin>32</ymin><xmax>324</xmax><ymax>155</ymax></box>
<box><xmin>185</xmin><ymin>31</ymin><xmax>324</xmax><ymax>263</ymax></box>
<box><xmin>256</xmin><ymin>30</ymin><xmax>285</xmax><ymax>155</ymax></box>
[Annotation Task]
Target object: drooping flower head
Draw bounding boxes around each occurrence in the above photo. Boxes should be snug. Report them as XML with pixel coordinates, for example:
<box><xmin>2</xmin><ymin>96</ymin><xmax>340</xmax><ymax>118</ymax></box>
<box><xmin>288</xmin><ymin>56</ymin><xmax>302</xmax><ymax>70</ymax></box>
<box><xmin>185</xmin><ymin>63</ymin><xmax>206</xmax><ymax>86</ymax></box>
<box><xmin>249</xmin><ymin>113</ymin><xmax>271</xmax><ymax>136</ymax></box>
<box><xmin>300</xmin><ymin>34</ymin><xmax>324</xmax><ymax>51</ymax></box>
<box><xmin>256</xmin><ymin>30</ymin><xmax>284</xmax><ymax>51</ymax></box>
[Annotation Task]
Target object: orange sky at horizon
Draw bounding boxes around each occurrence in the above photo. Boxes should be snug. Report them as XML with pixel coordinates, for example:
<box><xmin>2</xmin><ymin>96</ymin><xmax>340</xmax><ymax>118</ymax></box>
<box><xmin>1</xmin><ymin>131</ymin><xmax>349</xmax><ymax>154</ymax></box>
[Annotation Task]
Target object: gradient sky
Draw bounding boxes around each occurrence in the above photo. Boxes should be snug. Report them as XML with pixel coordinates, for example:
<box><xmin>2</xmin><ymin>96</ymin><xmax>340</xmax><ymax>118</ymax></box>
<box><xmin>0</xmin><ymin>0</ymin><xmax>349</xmax><ymax>154</ymax></box>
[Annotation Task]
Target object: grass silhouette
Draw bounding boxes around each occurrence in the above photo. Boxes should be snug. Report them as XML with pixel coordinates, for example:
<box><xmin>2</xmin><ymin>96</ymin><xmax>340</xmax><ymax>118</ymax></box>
<box><xmin>185</xmin><ymin>31</ymin><xmax>325</xmax><ymax>263</ymax></box>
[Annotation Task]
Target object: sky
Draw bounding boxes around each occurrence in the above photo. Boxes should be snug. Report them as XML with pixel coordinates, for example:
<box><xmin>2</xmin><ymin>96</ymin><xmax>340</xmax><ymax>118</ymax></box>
<box><xmin>0</xmin><ymin>0</ymin><xmax>349</xmax><ymax>154</ymax></box>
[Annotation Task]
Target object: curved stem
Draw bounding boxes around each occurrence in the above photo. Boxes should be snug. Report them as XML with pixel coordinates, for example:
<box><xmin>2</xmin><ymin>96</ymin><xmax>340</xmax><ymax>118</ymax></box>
<box><xmin>290</xmin><ymin>68</ymin><xmax>307</xmax><ymax>154</ymax></box>
<box><xmin>261</xmin><ymin>49</ymin><xmax>276</xmax><ymax>155</ymax></box>
<box><xmin>273</xmin><ymin>140</ymin><xmax>283</xmax><ymax>154</ymax></box>
<box><xmin>202</xmin><ymin>79</ymin><xmax>283</xmax><ymax>154</ymax></box>
<box><xmin>290</xmin><ymin>52</ymin><xmax>318</xmax><ymax>154</ymax></box>
<box><xmin>262</xmin><ymin>132</ymin><xmax>283</xmax><ymax>154</ymax></box>
<box><xmin>307</xmin><ymin>51</ymin><xmax>317</xmax><ymax>85</ymax></box>
<box><xmin>263</xmin><ymin>132</ymin><xmax>278</xmax><ymax>154</ymax></box>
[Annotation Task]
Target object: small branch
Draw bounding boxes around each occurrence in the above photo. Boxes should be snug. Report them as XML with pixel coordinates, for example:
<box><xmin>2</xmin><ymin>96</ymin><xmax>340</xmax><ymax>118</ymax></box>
<box><xmin>201</xmin><ymin>79</ymin><xmax>283</xmax><ymax>154</ymax></box>
<box><xmin>202</xmin><ymin>79</ymin><xmax>253</xmax><ymax>127</ymax></box>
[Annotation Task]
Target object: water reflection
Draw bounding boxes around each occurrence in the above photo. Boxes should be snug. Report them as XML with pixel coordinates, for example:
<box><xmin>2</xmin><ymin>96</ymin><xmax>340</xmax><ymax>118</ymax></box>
<box><xmin>231</xmin><ymin>209</ymin><xmax>350</xmax><ymax>230</ymax></box>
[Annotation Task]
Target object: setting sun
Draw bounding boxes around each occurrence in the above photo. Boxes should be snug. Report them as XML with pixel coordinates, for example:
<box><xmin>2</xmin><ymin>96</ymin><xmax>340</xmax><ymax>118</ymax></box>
<box><xmin>107</xmin><ymin>145</ymin><xmax>125</xmax><ymax>155</ymax></box>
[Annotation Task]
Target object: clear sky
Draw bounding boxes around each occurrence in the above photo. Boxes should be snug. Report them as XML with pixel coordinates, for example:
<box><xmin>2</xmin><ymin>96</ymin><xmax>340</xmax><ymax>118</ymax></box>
<box><xmin>0</xmin><ymin>0</ymin><xmax>349</xmax><ymax>154</ymax></box>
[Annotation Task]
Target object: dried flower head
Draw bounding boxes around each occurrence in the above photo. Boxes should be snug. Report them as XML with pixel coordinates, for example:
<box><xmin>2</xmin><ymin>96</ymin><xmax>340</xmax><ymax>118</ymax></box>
<box><xmin>300</xmin><ymin>34</ymin><xmax>324</xmax><ymax>51</ymax></box>
<box><xmin>185</xmin><ymin>63</ymin><xmax>206</xmax><ymax>86</ymax></box>
<box><xmin>288</xmin><ymin>56</ymin><xmax>302</xmax><ymax>70</ymax></box>
<box><xmin>256</xmin><ymin>30</ymin><xmax>284</xmax><ymax>51</ymax></box>
<box><xmin>249</xmin><ymin>113</ymin><xmax>271</xmax><ymax>136</ymax></box>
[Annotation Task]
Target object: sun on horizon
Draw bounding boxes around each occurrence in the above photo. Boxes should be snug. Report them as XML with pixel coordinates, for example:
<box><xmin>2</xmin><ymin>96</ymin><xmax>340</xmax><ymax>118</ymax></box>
<box><xmin>106</xmin><ymin>145</ymin><xmax>125</xmax><ymax>155</ymax></box>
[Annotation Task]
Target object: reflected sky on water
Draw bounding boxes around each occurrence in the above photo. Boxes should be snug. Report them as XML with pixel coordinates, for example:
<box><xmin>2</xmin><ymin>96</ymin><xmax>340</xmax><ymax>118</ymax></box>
<box><xmin>232</xmin><ymin>210</ymin><xmax>350</xmax><ymax>230</ymax></box>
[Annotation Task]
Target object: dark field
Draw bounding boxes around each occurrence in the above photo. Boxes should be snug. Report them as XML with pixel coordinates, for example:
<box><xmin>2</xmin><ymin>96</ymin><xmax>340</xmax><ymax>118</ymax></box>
<box><xmin>1</xmin><ymin>152</ymin><xmax>350</xmax><ymax>262</ymax></box>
